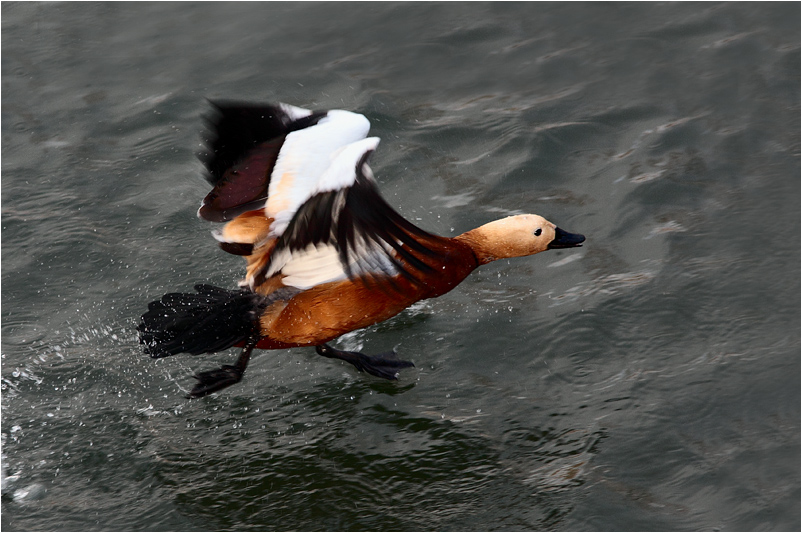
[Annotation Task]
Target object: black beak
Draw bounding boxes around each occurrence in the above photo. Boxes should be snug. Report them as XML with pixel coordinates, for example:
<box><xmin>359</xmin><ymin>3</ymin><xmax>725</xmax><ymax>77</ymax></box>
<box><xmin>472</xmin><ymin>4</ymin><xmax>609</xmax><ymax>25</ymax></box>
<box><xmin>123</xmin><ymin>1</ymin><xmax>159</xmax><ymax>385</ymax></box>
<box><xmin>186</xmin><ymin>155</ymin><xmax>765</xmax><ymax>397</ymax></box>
<box><xmin>548</xmin><ymin>227</ymin><xmax>585</xmax><ymax>249</ymax></box>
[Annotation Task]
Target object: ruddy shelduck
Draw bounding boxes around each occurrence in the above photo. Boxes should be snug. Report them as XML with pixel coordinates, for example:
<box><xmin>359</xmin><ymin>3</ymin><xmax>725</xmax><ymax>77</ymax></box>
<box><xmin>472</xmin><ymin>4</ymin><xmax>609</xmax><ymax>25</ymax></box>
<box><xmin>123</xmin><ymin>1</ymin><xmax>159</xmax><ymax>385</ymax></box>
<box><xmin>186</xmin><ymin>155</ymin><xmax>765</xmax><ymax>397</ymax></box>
<box><xmin>138</xmin><ymin>102</ymin><xmax>585</xmax><ymax>398</ymax></box>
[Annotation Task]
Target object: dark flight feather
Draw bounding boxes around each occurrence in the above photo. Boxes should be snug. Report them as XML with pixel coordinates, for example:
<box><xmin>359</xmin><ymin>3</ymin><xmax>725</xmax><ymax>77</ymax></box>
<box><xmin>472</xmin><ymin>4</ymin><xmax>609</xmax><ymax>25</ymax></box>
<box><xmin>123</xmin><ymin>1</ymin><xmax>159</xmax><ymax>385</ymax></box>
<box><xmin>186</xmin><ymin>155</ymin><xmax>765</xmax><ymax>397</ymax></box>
<box><xmin>198</xmin><ymin>102</ymin><xmax>326</xmax><ymax>222</ymax></box>
<box><xmin>255</xmin><ymin>150</ymin><xmax>443</xmax><ymax>288</ymax></box>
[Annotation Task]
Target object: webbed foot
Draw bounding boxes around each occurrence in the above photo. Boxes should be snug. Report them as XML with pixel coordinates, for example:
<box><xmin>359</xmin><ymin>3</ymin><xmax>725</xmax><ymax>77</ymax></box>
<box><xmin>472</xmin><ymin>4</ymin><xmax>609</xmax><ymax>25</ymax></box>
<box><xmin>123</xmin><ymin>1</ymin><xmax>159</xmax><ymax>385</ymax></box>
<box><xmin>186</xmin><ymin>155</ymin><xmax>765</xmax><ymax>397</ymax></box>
<box><xmin>315</xmin><ymin>344</ymin><xmax>414</xmax><ymax>380</ymax></box>
<box><xmin>188</xmin><ymin>365</ymin><xmax>243</xmax><ymax>398</ymax></box>
<box><xmin>186</xmin><ymin>337</ymin><xmax>257</xmax><ymax>398</ymax></box>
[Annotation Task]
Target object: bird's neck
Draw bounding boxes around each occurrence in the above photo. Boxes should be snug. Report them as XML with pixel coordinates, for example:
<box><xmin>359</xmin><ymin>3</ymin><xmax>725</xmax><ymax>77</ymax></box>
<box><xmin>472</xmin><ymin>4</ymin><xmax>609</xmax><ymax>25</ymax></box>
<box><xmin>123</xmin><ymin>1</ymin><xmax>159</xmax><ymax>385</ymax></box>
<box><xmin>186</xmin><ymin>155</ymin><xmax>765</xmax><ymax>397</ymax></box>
<box><xmin>453</xmin><ymin>228</ymin><xmax>499</xmax><ymax>265</ymax></box>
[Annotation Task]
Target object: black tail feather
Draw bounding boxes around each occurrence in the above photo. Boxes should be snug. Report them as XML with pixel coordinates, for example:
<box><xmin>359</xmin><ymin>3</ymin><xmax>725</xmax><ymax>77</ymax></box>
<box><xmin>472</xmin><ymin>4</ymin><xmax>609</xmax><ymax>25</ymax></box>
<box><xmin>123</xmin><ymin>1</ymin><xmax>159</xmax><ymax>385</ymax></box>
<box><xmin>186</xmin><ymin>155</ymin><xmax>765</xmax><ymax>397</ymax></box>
<box><xmin>138</xmin><ymin>284</ymin><xmax>268</xmax><ymax>358</ymax></box>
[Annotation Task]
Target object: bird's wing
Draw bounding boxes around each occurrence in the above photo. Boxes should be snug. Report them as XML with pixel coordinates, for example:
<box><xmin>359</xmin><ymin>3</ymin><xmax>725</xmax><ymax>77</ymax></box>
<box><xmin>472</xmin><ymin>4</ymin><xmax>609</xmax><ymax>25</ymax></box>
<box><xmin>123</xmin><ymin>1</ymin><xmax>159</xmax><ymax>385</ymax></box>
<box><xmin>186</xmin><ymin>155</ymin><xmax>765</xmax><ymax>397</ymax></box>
<box><xmin>198</xmin><ymin>102</ymin><xmax>443</xmax><ymax>291</ymax></box>
<box><xmin>253</xmin><ymin>136</ymin><xmax>443</xmax><ymax>291</ymax></box>
<box><xmin>198</xmin><ymin>102</ymin><xmax>326</xmax><ymax>222</ymax></box>
<box><xmin>263</xmin><ymin>109</ymin><xmax>371</xmax><ymax>236</ymax></box>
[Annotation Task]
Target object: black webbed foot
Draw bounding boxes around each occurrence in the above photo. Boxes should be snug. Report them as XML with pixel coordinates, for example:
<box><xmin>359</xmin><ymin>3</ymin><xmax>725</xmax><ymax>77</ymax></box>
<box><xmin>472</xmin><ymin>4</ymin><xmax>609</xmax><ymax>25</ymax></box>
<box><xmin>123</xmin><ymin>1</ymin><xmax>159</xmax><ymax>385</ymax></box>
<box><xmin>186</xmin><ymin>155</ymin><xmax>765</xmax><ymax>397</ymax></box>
<box><xmin>186</xmin><ymin>337</ymin><xmax>257</xmax><ymax>398</ymax></box>
<box><xmin>188</xmin><ymin>365</ymin><xmax>243</xmax><ymax>398</ymax></box>
<box><xmin>315</xmin><ymin>344</ymin><xmax>414</xmax><ymax>380</ymax></box>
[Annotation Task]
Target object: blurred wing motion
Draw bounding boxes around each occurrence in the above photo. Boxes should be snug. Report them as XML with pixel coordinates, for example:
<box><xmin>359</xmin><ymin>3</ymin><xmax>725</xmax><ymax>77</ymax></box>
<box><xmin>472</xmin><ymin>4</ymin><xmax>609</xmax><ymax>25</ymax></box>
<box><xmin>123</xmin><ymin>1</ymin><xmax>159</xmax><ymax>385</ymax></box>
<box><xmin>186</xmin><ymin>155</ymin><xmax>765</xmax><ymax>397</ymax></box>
<box><xmin>199</xmin><ymin>102</ymin><xmax>442</xmax><ymax>291</ymax></box>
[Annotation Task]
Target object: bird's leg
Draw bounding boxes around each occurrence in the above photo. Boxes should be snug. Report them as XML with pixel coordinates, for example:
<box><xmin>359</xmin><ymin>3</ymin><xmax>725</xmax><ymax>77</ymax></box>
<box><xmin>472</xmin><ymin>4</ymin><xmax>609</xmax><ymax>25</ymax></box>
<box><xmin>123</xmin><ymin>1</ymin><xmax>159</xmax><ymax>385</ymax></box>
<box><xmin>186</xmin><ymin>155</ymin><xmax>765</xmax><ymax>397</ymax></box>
<box><xmin>315</xmin><ymin>343</ymin><xmax>414</xmax><ymax>380</ymax></box>
<box><xmin>187</xmin><ymin>337</ymin><xmax>258</xmax><ymax>398</ymax></box>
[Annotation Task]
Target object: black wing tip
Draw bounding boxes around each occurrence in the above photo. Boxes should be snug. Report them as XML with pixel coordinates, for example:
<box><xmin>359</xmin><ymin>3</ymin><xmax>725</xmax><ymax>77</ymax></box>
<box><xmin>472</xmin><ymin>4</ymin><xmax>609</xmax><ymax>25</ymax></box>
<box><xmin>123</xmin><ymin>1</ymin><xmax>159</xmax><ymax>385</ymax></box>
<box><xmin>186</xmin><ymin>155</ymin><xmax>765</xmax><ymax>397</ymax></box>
<box><xmin>199</xmin><ymin>101</ymin><xmax>329</xmax><ymax>187</ymax></box>
<box><xmin>199</xmin><ymin>103</ymin><xmax>287</xmax><ymax>177</ymax></box>
<box><xmin>351</xmin><ymin>162</ymin><xmax>444</xmax><ymax>273</ymax></box>
<box><xmin>198</xmin><ymin>102</ymin><xmax>316</xmax><ymax>221</ymax></box>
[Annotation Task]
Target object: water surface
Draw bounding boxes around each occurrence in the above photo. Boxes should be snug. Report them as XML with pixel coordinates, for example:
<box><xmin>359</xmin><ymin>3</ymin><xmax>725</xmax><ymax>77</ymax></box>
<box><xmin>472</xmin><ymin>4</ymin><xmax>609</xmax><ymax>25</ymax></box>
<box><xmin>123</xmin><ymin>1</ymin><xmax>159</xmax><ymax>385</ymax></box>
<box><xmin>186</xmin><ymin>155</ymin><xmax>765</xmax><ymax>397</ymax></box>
<box><xmin>2</xmin><ymin>2</ymin><xmax>799</xmax><ymax>531</ymax></box>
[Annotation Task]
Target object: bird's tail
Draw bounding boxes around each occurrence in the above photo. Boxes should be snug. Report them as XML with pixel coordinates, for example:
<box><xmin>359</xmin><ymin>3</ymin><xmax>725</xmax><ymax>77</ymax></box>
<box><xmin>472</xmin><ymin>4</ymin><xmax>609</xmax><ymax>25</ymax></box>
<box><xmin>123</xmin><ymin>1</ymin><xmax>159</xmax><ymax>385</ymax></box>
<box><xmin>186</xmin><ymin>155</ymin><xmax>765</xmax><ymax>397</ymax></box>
<box><xmin>138</xmin><ymin>284</ymin><xmax>268</xmax><ymax>358</ymax></box>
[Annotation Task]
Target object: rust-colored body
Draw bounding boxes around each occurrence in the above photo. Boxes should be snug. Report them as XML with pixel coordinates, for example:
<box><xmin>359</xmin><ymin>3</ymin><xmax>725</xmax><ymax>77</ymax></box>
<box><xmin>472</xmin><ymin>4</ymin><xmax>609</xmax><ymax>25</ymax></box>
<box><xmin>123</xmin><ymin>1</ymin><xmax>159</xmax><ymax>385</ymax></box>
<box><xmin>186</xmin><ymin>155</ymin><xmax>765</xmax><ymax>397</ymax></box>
<box><xmin>138</xmin><ymin>102</ymin><xmax>585</xmax><ymax>397</ymax></box>
<box><xmin>249</xmin><ymin>232</ymin><xmax>480</xmax><ymax>349</ymax></box>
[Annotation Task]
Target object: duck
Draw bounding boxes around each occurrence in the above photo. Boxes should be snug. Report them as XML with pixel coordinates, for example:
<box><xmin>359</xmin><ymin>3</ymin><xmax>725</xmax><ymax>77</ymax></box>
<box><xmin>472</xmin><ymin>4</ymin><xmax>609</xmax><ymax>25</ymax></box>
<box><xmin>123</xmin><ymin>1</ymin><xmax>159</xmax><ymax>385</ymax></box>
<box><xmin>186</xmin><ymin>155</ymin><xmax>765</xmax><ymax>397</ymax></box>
<box><xmin>138</xmin><ymin>102</ymin><xmax>585</xmax><ymax>398</ymax></box>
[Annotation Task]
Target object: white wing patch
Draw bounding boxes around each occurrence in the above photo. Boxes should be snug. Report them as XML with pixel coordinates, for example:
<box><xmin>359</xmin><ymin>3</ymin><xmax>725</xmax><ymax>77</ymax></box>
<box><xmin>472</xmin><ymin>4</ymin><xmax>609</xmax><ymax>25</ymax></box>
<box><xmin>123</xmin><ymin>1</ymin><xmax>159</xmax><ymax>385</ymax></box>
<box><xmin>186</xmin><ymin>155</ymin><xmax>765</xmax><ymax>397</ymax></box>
<box><xmin>278</xmin><ymin>242</ymin><xmax>399</xmax><ymax>290</ymax></box>
<box><xmin>279</xmin><ymin>243</ymin><xmax>346</xmax><ymax>289</ymax></box>
<box><xmin>257</xmin><ymin>135</ymin><xmax>385</xmax><ymax>289</ymax></box>
<box><xmin>314</xmin><ymin>137</ymin><xmax>380</xmax><ymax>194</ymax></box>
<box><xmin>266</xmin><ymin>110</ymin><xmax>371</xmax><ymax>236</ymax></box>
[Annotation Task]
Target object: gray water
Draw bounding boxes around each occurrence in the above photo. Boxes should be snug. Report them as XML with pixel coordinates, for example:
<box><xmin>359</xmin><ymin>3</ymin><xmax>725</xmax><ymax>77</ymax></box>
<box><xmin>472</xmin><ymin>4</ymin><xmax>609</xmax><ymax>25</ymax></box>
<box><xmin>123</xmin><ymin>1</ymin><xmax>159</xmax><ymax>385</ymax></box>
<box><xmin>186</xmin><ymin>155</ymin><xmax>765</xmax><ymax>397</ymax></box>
<box><xmin>2</xmin><ymin>2</ymin><xmax>799</xmax><ymax>531</ymax></box>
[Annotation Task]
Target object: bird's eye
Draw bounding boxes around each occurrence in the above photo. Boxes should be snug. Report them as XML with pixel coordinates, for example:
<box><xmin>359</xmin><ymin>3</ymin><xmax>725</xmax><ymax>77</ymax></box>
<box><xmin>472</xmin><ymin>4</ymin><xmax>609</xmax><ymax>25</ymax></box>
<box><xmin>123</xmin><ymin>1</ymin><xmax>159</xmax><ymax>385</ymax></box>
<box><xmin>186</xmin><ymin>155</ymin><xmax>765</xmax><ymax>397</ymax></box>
<box><xmin>534</xmin><ymin>228</ymin><xmax>542</xmax><ymax>236</ymax></box>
